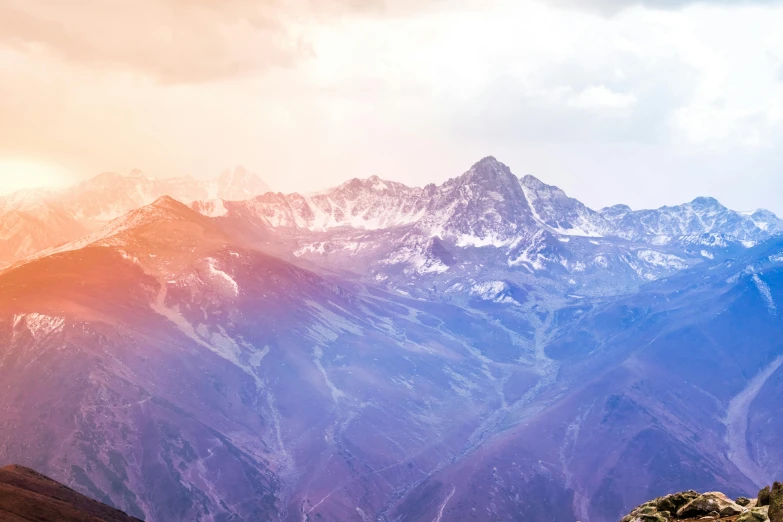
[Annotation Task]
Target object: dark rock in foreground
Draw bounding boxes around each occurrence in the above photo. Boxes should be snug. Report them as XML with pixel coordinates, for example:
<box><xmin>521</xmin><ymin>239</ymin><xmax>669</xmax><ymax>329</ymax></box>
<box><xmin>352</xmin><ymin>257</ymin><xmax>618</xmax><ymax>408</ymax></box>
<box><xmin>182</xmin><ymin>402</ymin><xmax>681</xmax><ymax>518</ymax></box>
<box><xmin>620</xmin><ymin>483</ymin><xmax>783</xmax><ymax>522</ymax></box>
<box><xmin>770</xmin><ymin>482</ymin><xmax>783</xmax><ymax>522</ymax></box>
<box><xmin>0</xmin><ymin>464</ymin><xmax>143</xmax><ymax>522</ymax></box>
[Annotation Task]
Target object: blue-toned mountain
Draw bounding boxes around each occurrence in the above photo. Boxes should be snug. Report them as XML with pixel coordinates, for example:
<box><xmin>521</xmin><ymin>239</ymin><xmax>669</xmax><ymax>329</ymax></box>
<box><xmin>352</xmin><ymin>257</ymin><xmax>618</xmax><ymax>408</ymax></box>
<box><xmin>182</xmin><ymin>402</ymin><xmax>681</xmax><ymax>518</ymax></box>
<box><xmin>201</xmin><ymin>157</ymin><xmax>780</xmax><ymax>302</ymax></box>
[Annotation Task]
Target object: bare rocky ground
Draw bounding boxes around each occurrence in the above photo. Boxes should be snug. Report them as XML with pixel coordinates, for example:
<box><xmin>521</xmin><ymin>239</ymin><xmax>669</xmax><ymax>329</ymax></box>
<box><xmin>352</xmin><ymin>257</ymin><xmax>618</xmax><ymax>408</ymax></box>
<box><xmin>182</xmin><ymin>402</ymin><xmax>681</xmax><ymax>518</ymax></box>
<box><xmin>621</xmin><ymin>482</ymin><xmax>783</xmax><ymax>522</ymax></box>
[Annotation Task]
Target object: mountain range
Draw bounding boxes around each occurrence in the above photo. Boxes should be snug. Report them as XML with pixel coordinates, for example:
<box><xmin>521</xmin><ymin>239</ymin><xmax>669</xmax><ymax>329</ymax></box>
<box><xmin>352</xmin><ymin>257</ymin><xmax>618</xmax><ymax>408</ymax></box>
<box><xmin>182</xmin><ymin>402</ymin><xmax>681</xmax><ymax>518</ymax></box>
<box><xmin>0</xmin><ymin>166</ymin><xmax>269</xmax><ymax>266</ymax></box>
<box><xmin>0</xmin><ymin>157</ymin><xmax>781</xmax><ymax>522</ymax></box>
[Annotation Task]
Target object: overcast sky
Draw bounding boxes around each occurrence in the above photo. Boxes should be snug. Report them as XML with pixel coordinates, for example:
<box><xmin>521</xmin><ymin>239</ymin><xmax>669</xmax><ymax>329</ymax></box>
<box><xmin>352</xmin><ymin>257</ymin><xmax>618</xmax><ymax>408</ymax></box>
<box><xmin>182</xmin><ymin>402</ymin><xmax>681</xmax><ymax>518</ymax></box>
<box><xmin>0</xmin><ymin>0</ymin><xmax>782</xmax><ymax>213</ymax></box>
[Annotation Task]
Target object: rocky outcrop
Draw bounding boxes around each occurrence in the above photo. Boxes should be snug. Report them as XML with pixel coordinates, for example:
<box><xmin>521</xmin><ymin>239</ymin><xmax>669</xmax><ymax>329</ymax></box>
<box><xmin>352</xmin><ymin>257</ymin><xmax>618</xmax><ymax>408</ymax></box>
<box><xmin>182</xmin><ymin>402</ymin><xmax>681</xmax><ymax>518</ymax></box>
<box><xmin>621</xmin><ymin>483</ymin><xmax>783</xmax><ymax>522</ymax></box>
<box><xmin>769</xmin><ymin>483</ymin><xmax>783</xmax><ymax>522</ymax></box>
<box><xmin>677</xmin><ymin>492</ymin><xmax>746</xmax><ymax>518</ymax></box>
<box><xmin>740</xmin><ymin>507</ymin><xmax>772</xmax><ymax>522</ymax></box>
<box><xmin>760</xmin><ymin>486</ymin><xmax>772</xmax><ymax>507</ymax></box>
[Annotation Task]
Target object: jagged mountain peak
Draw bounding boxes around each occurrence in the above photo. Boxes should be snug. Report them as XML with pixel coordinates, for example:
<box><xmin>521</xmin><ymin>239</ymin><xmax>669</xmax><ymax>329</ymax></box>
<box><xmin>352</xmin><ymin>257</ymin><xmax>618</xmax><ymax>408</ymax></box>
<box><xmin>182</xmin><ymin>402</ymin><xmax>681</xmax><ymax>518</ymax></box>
<box><xmin>217</xmin><ymin>166</ymin><xmax>270</xmax><ymax>200</ymax></box>
<box><xmin>600</xmin><ymin>203</ymin><xmax>632</xmax><ymax>213</ymax></box>
<box><xmin>473</xmin><ymin>155</ymin><xmax>501</xmax><ymax>167</ymax></box>
<box><xmin>334</xmin><ymin>174</ymin><xmax>410</xmax><ymax>194</ymax></box>
<box><xmin>690</xmin><ymin>195</ymin><xmax>722</xmax><ymax>206</ymax></box>
<box><xmin>682</xmin><ymin>195</ymin><xmax>728</xmax><ymax>212</ymax></box>
<box><xmin>457</xmin><ymin>155</ymin><xmax>518</xmax><ymax>187</ymax></box>
<box><xmin>221</xmin><ymin>165</ymin><xmax>251</xmax><ymax>178</ymax></box>
<box><xmin>520</xmin><ymin>173</ymin><xmax>550</xmax><ymax>189</ymax></box>
<box><xmin>150</xmin><ymin>195</ymin><xmax>186</xmax><ymax>210</ymax></box>
<box><xmin>127</xmin><ymin>168</ymin><xmax>148</xmax><ymax>179</ymax></box>
<box><xmin>518</xmin><ymin>173</ymin><xmax>609</xmax><ymax>238</ymax></box>
<box><xmin>111</xmin><ymin>195</ymin><xmax>215</xmax><ymax>231</ymax></box>
<box><xmin>35</xmin><ymin>196</ymin><xmax>224</xmax><ymax>263</ymax></box>
<box><xmin>0</xmin><ymin>188</ymin><xmax>52</xmax><ymax>213</ymax></box>
<box><xmin>89</xmin><ymin>169</ymin><xmax>149</xmax><ymax>184</ymax></box>
<box><xmin>51</xmin><ymin>167</ymin><xmax>271</xmax><ymax>223</ymax></box>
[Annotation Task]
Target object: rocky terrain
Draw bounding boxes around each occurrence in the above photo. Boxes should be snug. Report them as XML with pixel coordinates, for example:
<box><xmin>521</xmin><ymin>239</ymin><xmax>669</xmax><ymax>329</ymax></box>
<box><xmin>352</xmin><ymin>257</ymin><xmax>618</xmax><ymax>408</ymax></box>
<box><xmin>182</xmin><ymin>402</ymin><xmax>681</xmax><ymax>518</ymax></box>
<box><xmin>0</xmin><ymin>464</ymin><xmax>142</xmax><ymax>521</ymax></box>
<box><xmin>621</xmin><ymin>482</ymin><xmax>783</xmax><ymax>522</ymax></box>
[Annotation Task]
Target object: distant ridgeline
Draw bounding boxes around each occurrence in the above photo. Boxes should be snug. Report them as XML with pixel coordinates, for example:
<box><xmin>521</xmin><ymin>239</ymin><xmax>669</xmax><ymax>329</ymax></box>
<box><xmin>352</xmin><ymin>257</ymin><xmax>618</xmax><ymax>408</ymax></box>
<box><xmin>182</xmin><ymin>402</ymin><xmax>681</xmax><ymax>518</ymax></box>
<box><xmin>621</xmin><ymin>482</ymin><xmax>783</xmax><ymax>522</ymax></box>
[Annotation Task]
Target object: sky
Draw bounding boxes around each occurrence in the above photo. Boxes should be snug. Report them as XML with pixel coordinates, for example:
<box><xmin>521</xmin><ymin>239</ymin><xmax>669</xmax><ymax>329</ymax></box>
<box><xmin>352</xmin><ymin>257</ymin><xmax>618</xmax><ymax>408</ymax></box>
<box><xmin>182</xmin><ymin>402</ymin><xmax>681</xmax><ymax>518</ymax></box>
<box><xmin>0</xmin><ymin>0</ymin><xmax>782</xmax><ymax>213</ymax></box>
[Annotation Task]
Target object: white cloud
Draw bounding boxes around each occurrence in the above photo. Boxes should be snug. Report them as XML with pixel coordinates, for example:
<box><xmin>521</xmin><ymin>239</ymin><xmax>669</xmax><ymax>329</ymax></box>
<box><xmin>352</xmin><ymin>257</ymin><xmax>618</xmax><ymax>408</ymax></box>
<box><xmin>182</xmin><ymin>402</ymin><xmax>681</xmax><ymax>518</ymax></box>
<box><xmin>567</xmin><ymin>85</ymin><xmax>638</xmax><ymax>110</ymax></box>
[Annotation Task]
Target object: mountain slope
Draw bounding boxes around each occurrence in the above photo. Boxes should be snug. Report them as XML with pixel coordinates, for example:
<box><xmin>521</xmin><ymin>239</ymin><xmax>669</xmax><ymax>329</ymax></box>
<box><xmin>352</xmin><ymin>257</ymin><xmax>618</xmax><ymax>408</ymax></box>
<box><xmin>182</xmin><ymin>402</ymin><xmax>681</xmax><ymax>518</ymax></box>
<box><xmin>0</xmin><ymin>465</ymin><xmax>142</xmax><ymax>522</ymax></box>
<box><xmin>383</xmin><ymin>236</ymin><xmax>783</xmax><ymax>522</ymax></box>
<box><xmin>5</xmin><ymin>195</ymin><xmax>782</xmax><ymax>522</ymax></box>
<box><xmin>0</xmin><ymin>198</ymin><xmax>552</xmax><ymax>521</ymax></box>
<box><xmin>0</xmin><ymin>190</ymin><xmax>87</xmax><ymax>266</ymax></box>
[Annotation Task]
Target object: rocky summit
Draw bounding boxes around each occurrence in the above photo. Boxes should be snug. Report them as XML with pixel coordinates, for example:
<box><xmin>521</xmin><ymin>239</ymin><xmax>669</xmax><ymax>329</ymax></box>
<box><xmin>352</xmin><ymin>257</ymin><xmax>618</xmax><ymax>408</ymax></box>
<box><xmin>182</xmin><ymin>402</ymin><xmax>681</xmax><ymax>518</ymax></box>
<box><xmin>621</xmin><ymin>482</ymin><xmax>783</xmax><ymax>522</ymax></box>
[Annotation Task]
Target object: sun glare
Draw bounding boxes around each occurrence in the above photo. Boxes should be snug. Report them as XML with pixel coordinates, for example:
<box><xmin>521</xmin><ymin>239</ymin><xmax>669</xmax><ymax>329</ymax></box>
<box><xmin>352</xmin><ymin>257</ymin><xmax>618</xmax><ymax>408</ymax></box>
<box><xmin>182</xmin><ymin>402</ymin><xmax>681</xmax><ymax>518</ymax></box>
<box><xmin>0</xmin><ymin>159</ymin><xmax>73</xmax><ymax>195</ymax></box>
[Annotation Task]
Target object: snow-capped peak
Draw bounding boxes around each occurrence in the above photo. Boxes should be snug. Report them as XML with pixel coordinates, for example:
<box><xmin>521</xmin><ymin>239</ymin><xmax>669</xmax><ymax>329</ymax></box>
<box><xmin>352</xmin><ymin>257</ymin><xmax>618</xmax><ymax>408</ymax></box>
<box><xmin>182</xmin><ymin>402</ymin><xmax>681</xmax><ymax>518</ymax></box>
<box><xmin>195</xmin><ymin>156</ymin><xmax>782</xmax><ymax>250</ymax></box>
<box><xmin>216</xmin><ymin>166</ymin><xmax>270</xmax><ymax>201</ymax></box>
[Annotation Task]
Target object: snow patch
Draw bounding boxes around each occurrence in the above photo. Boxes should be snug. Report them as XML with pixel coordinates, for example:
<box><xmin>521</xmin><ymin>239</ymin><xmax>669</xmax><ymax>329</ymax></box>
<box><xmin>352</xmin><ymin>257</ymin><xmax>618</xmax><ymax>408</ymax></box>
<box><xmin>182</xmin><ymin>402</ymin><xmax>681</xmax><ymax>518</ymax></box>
<box><xmin>769</xmin><ymin>253</ymin><xmax>783</xmax><ymax>263</ymax></box>
<box><xmin>199</xmin><ymin>199</ymin><xmax>228</xmax><ymax>217</ymax></box>
<box><xmin>206</xmin><ymin>258</ymin><xmax>239</xmax><ymax>296</ymax></box>
<box><xmin>13</xmin><ymin>313</ymin><xmax>65</xmax><ymax>340</ymax></box>
<box><xmin>752</xmin><ymin>274</ymin><xmax>777</xmax><ymax>313</ymax></box>
<box><xmin>470</xmin><ymin>281</ymin><xmax>519</xmax><ymax>305</ymax></box>
<box><xmin>455</xmin><ymin>233</ymin><xmax>514</xmax><ymax>248</ymax></box>
<box><xmin>636</xmin><ymin>250</ymin><xmax>688</xmax><ymax>270</ymax></box>
<box><xmin>313</xmin><ymin>346</ymin><xmax>345</xmax><ymax>401</ymax></box>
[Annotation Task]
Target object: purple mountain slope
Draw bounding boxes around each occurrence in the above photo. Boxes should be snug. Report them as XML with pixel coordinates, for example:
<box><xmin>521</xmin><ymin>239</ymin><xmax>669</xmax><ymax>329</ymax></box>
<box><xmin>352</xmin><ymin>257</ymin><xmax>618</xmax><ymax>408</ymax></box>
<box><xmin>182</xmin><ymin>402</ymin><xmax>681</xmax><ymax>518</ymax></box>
<box><xmin>1</xmin><ymin>192</ymin><xmax>782</xmax><ymax>521</ymax></box>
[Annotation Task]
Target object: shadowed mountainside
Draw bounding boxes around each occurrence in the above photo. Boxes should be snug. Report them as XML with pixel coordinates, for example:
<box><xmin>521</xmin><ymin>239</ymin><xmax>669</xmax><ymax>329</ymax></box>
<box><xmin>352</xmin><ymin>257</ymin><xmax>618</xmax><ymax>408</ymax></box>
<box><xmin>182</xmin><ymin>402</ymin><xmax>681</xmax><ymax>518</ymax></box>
<box><xmin>0</xmin><ymin>464</ymin><xmax>142</xmax><ymax>521</ymax></box>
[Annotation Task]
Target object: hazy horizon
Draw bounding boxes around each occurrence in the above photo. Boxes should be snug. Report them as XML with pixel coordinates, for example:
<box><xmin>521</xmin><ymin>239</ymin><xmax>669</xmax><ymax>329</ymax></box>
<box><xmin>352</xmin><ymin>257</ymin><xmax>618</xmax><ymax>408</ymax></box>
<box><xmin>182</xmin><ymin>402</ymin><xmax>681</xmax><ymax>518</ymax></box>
<box><xmin>0</xmin><ymin>154</ymin><xmax>780</xmax><ymax>215</ymax></box>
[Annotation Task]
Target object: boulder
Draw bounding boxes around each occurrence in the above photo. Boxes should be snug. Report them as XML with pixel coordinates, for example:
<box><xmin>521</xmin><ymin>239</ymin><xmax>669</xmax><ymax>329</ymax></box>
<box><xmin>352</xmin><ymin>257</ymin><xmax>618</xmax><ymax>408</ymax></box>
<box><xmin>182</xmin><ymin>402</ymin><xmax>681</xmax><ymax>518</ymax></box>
<box><xmin>737</xmin><ymin>506</ymin><xmax>770</xmax><ymax>522</ymax></box>
<box><xmin>621</xmin><ymin>500</ymin><xmax>672</xmax><ymax>522</ymax></box>
<box><xmin>677</xmin><ymin>492</ymin><xmax>747</xmax><ymax>518</ymax></box>
<box><xmin>769</xmin><ymin>482</ymin><xmax>783</xmax><ymax>522</ymax></box>
<box><xmin>657</xmin><ymin>491</ymin><xmax>700</xmax><ymax>514</ymax></box>
<box><xmin>631</xmin><ymin>513</ymin><xmax>670</xmax><ymax>522</ymax></box>
<box><xmin>738</xmin><ymin>497</ymin><xmax>753</xmax><ymax>507</ymax></box>
<box><xmin>760</xmin><ymin>486</ymin><xmax>772</xmax><ymax>507</ymax></box>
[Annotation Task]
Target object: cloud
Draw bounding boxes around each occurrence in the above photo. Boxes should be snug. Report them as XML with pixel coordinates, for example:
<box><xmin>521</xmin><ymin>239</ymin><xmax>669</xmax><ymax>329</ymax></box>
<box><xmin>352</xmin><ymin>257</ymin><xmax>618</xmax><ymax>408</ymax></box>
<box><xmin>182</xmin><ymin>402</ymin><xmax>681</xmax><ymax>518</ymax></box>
<box><xmin>1</xmin><ymin>0</ymin><xmax>783</xmax><ymax>217</ymax></box>
<box><xmin>547</xmin><ymin>0</ymin><xmax>783</xmax><ymax>15</ymax></box>
<box><xmin>0</xmin><ymin>0</ymin><xmax>438</xmax><ymax>83</ymax></box>
<box><xmin>567</xmin><ymin>85</ymin><xmax>637</xmax><ymax>111</ymax></box>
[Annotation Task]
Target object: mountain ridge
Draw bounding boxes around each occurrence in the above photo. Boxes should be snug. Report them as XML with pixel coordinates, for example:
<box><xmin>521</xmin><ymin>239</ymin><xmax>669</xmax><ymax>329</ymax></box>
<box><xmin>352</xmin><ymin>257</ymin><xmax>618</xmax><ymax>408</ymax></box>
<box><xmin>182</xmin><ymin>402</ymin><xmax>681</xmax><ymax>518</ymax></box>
<box><xmin>193</xmin><ymin>157</ymin><xmax>781</xmax><ymax>303</ymax></box>
<box><xmin>0</xmin><ymin>167</ymin><xmax>270</xmax><ymax>266</ymax></box>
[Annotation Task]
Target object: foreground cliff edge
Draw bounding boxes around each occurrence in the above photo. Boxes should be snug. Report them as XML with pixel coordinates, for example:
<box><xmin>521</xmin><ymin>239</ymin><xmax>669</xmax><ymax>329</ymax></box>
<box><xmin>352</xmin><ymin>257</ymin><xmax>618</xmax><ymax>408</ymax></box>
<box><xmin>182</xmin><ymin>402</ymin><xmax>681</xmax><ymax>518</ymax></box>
<box><xmin>621</xmin><ymin>482</ymin><xmax>783</xmax><ymax>522</ymax></box>
<box><xmin>0</xmin><ymin>465</ymin><xmax>142</xmax><ymax>522</ymax></box>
